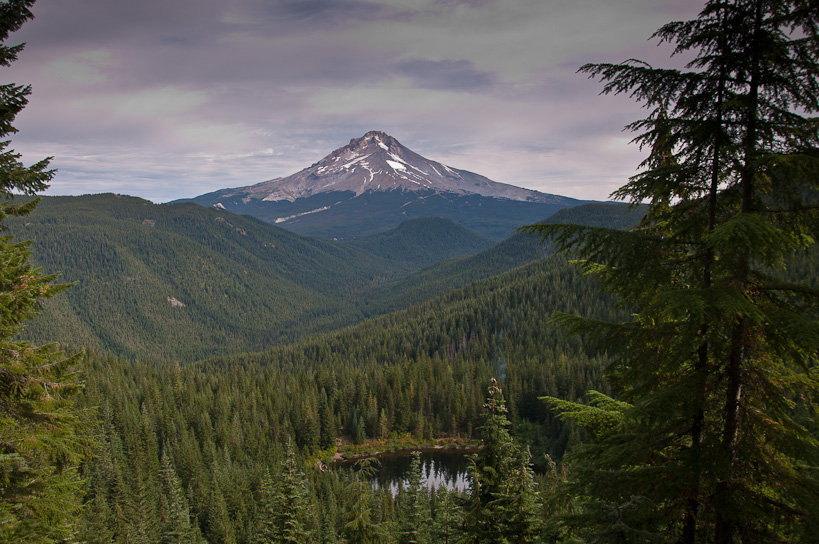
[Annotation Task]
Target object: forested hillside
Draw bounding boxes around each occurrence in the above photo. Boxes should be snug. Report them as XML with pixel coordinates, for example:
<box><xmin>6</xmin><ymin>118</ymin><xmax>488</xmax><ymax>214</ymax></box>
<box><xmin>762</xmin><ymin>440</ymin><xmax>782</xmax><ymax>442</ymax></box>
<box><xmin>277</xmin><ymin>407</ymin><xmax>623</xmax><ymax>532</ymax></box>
<box><xmin>8</xmin><ymin>196</ymin><xmax>641</xmax><ymax>542</ymax></box>
<box><xmin>345</xmin><ymin>216</ymin><xmax>495</xmax><ymax>269</ymax></box>
<box><xmin>74</xmin><ymin>251</ymin><xmax>621</xmax><ymax>543</ymax></box>
<box><xmin>359</xmin><ymin>202</ymin><xmax>644</xmax><ymax>316</ymax></box>
<box><xmin>8</xmin><ymin>194</ymin><xmax>387</xmax><ymax>359</ymax></box>
<box><xmin>8</xmin><ymin>194</ymin><xmax>499</xmax><ymax>360</ymax></box>
<box><xmin>10</xmin><ymin>195</ymin><xmax>637</xmax><ymax>361</ymax></box>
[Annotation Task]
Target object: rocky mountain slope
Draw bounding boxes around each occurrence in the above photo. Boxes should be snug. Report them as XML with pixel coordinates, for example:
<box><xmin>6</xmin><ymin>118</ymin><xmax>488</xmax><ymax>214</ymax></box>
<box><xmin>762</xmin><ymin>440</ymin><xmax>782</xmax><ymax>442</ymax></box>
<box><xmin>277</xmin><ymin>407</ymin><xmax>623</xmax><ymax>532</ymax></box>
<box><xmin>224</xmin><ymin>131</ymin><xmax>565</xmax><ymax>202</ymax></box>
<box><xmin>182</xmin><ymin>131</ymin><xmax>590</xmax><ymax>239</ymax></box>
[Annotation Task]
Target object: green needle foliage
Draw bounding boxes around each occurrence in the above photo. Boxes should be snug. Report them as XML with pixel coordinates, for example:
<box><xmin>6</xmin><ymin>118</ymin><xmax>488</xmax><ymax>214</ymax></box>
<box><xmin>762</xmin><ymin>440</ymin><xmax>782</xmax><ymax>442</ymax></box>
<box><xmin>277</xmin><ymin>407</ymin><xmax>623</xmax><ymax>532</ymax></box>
<box><xmin>0</xmin><ymin>1</ymin><xmax>89</xmax><ymax>541</ymax></box>
<box><xmin>159</xmin><ymin>447</ymin><xmax>205</xmax><ymax>544</ymax></box>
<box><xmin>255</xmin><ymin>439</ymin><xmax>316</xmax><ymax>544</ymax></box>
<box><xmin>525</xmin><ymin>0</ymin><xmax>819</xmax><ymax>542</ymax></box>
<box><xmin>344</xmin><ymin>458</ymin><xmax>390</xmax><ymax>544</ymax></box>
<box><xmin>463</xmin><ymin>379</ymin><xmax>541</xmax><ymax>543</ymax></box>
<box><xmin>398</xmin><ymin>452</ymin><xmax>431</xmax><ymax>544</ymax></box>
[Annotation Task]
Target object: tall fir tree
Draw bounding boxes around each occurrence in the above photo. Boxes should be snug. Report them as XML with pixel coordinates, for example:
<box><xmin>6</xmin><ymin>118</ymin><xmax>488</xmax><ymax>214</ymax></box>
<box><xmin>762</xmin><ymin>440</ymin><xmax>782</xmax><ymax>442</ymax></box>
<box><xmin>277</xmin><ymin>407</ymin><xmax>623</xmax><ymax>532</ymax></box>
<box><xmin>344</xmin><ymin>458</ymin><xmax>389</xmax><ymax>544</ymax></box>
<box><xmin>254</xmin><ymin>469</ymin><xmax>279</xmax><ymax>544</ymax></box>
<box><xmin>159</xmin><ymin>447</ymin><xmax>204</xmax><ymax>544</ymax></box>
<box><xmin>527</xmin><ymin>0</ymin><xmax>819</xmax><ymax>541</ymax></box>
<box><xmin>462</xmin><ymin>378</ymin><xmax>541</xmax><ymax>543</ymax></box>
<box><xmin>497</xmin><ymin>448</ymin><xmax>541</xmax><ymax>543</ymax></box>
<box><xmin>398</xmin><ymin>451</ymin><xmax>431</xmax><ymax>544</ymax></box>
<box><xmin>206</xmin><ymin>469</ymin><xmax>236</xmax><ymax>544</ymax></box>
<box><xmin>255</xmin><ymin>439</ymin><xmax>316</xmax><ymax>544</ymax></box>
<box><xmin>430</xmin><ymin>486</ymin><xmax>464</xmax><ymax>544</ymax></box>
<box><xmin>0</xmin><ymin>1</ymin><xmax>90</xmax><ymax>542</ymax></box>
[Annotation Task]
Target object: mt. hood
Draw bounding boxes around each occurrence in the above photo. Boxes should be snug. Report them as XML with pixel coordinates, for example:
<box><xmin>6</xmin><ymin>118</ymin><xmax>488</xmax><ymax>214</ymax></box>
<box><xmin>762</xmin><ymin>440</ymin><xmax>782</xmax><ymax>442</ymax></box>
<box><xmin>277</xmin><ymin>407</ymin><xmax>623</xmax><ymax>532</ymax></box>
<box><xmin>234</xmin><ymin>131</ymin><xmax>558</xmax><ymax>203</ymax></box>
<box><xmin>182</xmin><ymin>131</ymin><xmax>589</xmax><ymax>240</ymax></box>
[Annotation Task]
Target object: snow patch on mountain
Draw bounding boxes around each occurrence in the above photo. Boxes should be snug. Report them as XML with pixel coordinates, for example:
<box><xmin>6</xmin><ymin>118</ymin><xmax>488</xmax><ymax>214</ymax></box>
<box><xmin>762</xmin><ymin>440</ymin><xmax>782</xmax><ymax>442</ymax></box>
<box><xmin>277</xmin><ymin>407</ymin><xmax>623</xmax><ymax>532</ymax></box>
<box><xmin>274</xmin><ymin>206</ymin><xmax>332</xmax><ymax>223</ymax></box>
<box><xmin>219</xmin><ymin>130</ymin><xmax>567</xmax><ymax>204</ymax></box>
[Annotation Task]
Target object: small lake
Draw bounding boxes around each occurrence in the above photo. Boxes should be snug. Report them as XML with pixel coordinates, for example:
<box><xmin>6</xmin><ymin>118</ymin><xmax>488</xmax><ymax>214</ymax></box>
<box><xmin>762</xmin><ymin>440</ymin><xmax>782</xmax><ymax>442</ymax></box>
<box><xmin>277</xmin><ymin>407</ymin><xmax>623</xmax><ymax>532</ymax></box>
<box><xmin>334</xmin><ymin>448</ymin><xmax>476</xmax><ymax>494</ymax></box>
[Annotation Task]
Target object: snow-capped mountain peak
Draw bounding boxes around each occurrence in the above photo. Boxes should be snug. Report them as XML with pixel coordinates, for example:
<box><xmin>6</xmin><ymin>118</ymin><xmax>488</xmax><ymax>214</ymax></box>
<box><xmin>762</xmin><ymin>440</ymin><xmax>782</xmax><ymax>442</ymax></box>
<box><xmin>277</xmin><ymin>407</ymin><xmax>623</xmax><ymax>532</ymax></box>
<box><xmin>234</xmin><ymin>131</ymin><xmax>553</xmax><ymax>203</ymax></box>
<box><xmin>183</xmin><ymin>131</ymin><xmax>587</xmax><ymax>240</ymax></box>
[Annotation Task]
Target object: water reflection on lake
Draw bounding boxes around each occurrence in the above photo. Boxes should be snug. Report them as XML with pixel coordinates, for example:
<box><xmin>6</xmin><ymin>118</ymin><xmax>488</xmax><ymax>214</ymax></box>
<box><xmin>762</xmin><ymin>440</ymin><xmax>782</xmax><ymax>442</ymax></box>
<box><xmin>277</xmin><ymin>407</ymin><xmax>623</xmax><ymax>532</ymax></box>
<box><xmin>335</xmin><ymin>449</ymin><xmax>475</xmax><ymax>494</ymax></box>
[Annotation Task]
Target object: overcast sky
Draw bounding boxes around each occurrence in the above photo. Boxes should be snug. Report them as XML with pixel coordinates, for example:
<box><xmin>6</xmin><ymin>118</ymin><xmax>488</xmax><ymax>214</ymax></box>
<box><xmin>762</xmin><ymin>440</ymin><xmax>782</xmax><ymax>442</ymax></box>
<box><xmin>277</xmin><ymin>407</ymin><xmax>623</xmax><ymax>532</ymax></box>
<box><xmin>5</xmin><ymin>0</ymin><xmax>704</xmax><ymax>203</ymax></box>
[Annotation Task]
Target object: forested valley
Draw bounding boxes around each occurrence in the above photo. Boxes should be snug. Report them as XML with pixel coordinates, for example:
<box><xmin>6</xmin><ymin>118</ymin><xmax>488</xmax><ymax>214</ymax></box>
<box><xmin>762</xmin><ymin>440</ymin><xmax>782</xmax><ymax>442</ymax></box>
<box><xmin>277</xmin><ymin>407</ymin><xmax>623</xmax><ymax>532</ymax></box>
<box><xmin>2</xmin><ymin>149</ymin><xmax>641</xmax><ymax>544</ymax></box>
<box><xmin>72</xmin><ymin>254</ymin><xmax>617</xmax><ymax>543</ymax></box>
<box><xmin>3</xmin><ymin>0</ymin><xmax>819</xmax><ymax>543</ymax></box>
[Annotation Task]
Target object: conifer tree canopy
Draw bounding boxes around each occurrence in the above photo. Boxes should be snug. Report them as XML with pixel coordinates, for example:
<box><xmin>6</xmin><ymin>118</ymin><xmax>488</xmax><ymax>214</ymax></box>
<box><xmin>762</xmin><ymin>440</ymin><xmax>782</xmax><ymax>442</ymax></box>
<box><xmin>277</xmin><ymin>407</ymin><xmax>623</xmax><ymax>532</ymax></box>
<box><xmin>463</xmin><ymin>378</ymin><xmax>541</xmax><ymax>543</ymax></box>
<box><xmin>526</xmin><ymin>0</ymin><xmax>819</xmax><ymax>541</ymax></box>
<box><xmin>0</xmin><ymin>1</ymin><xmax>88</xmax><ymax>541</ymax></box>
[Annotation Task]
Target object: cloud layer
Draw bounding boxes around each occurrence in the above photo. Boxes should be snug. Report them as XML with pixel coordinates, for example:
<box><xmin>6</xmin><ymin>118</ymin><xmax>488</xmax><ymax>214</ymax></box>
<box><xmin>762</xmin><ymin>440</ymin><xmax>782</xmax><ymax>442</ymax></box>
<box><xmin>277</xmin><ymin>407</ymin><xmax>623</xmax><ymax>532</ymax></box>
<box><xmin>6</xmin><ymin>0</ymin><xmax>704</xmax><ymax>202</ymax></box>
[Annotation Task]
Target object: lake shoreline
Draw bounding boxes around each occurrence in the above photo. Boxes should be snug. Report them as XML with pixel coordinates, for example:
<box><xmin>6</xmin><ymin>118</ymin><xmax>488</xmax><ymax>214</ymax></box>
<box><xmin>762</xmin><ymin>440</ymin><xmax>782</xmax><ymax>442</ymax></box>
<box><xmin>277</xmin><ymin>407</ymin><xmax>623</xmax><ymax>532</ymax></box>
<box><xmin>331</xmin><ymin>443</ymin><xmax>482</xmax><ymax>467</ymax></box>
<box><xmin>314</xmin><ymin>435</ymin><xmax>481</xmax><ymax>469</ymax></box>
<box><xmin>328</xmin><ymin>445</ymin><xmax>478</xmax><ymax>494</ymax></box>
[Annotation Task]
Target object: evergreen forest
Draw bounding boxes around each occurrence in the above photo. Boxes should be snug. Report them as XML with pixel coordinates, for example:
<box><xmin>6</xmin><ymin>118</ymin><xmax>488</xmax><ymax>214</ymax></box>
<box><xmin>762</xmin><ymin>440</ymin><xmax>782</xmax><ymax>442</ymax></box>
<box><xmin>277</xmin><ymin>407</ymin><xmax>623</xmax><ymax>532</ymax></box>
<box><xmin>1</xmin><ymin>1</ymin><xmax>818</xmax><ymax>543</ymax></box>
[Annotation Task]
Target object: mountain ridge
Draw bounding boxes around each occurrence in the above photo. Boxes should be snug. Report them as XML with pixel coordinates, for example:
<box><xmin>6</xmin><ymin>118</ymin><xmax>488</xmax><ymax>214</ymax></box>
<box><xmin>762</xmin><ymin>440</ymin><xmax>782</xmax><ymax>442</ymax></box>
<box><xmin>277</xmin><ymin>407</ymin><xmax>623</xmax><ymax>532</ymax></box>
<box><xmin>10</xmin><ymin>195</ymin><xmax>631</xmax><ymax>361</ymax></box>
<box><xmin>180</xmin><ymin>131</ymin><xmax>591</xmax><ymax>240</ymax></box>
<box><xmin>8</xmin><ymin>194</ymin><xmax>501</xmax><ymax>361</ymax></box>
<box><xmin>346</xmin><ymin>216</ymin><xmax>495</xmax><ymax>269</ymax></box>
<box><xmin>204</xmin><ymin>131</ymin><xmax>570</xmax><ymax>204</ymax></box>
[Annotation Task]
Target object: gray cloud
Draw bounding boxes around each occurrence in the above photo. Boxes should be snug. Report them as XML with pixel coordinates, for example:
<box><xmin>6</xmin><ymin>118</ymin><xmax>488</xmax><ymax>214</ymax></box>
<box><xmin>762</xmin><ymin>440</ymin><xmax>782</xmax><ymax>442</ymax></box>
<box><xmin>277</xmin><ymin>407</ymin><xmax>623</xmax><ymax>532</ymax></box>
<box><xmin>435</xmin><ymin>0</ymin><xmax>495</xmax><ymax>7</ymax></box>
<box><xmin>6</xmin><ymin>0</ymin><xmax>708</xmax><ymax>202</ymax></box>
<box><xmin>12</xmin><ymin>0</ymin><xmax>229</xmax><ymax>49</ymax></box>
<box><xmin>259</xmin><ymin>0</ymin><xmax>404</xmax><ymax>26</ymax></box>
<box><xmin>393</xmin><ymin>59</ymin><xmax>497</xmax><ymax>91</ymax></box>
